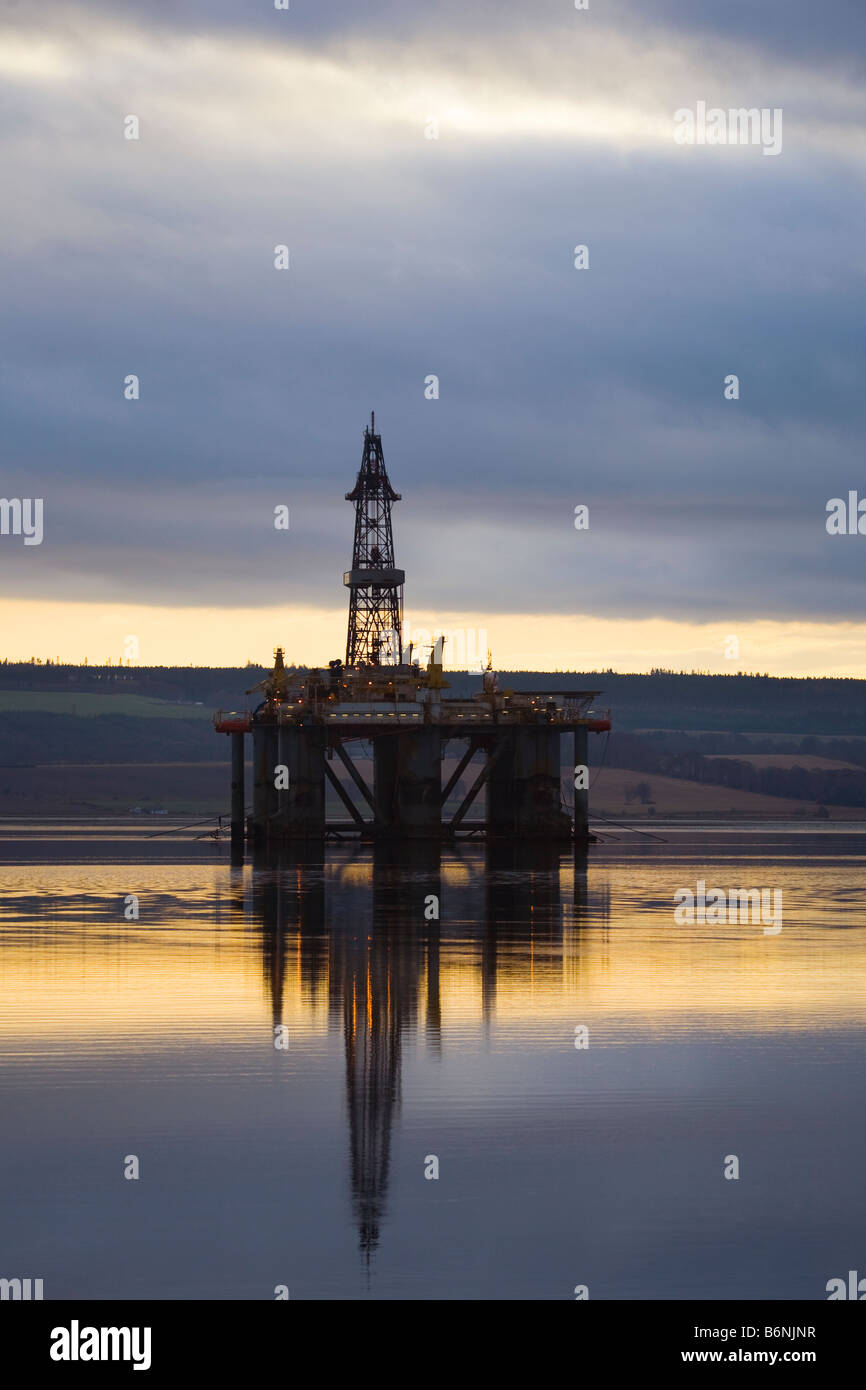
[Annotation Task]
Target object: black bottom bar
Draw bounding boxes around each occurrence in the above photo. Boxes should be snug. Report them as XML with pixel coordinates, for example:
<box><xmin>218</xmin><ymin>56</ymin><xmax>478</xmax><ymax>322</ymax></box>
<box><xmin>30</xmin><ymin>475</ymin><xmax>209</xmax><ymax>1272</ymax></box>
<box><xmin>6</xmin><ymin>1299</ymin><xmax>861</xmax><ymax>1374</ymax></box>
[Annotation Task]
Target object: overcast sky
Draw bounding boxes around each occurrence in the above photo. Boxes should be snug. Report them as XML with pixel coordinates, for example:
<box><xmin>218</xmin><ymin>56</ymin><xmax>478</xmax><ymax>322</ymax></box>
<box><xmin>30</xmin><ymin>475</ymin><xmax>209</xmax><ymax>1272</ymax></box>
<box><xmin>2</xmin><ymin>1</ymin><xmax>865</xmax><ymax>670</ymax></box>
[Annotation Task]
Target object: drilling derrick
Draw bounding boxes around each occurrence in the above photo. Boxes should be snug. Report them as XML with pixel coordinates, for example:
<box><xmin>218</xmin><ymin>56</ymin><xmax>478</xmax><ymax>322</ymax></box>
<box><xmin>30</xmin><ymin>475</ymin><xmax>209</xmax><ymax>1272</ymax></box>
<box><xmin>214</xmin><ymin>413</ymin><xmax>612</xmax><ymax>853</ymax></box>
<box><xmin>344</xmin><ymin>412</ymin><xmax>405</xmax><ymax>666</ymax></box>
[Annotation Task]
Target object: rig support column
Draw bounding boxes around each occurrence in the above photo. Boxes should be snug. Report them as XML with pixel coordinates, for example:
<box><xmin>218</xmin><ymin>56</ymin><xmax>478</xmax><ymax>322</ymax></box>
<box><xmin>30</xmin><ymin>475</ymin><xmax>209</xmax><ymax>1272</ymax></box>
<box><xmin>282</xmin><ymin>725</ymin><xmax>326</xmax><ymax>839</ymax></box>
<box><xmin>252</xmin><ymin>723</ymin><xmax>271</xmax><ymax>847</ymax></box>
<box><xmin>486</xmin><ymin>731</ymin><xmax>515</xmax><ymax>837</ymax></box>
<box><xmin>251</xmin><ymin>722</ymin><xmax>326</xmax><ymax>841</ymax></box>
<box><xmin>573</xmin><ymin>725</ymin><xmax>589</xmax><ymax>842</ymax></box>
<box><xmin>231</xmin><ymin>731</ymin><xmax>245</xmax><ymax>862</ymax></box>
<box><xmin>374</xmin><ymin>731</ymin><xmax>442</xmax><ymax>837</ymax></box>
<box><xmin>265</xmin><ymin>725</ymin><xmax>280</xmax><ymax>827</ymax></box>
<box><xmin>373</xmin><ymin>735</ymin><xmax>398</xmax><ymax>831</ymax></box>
<box><xmin>397</xmin><ymin>730</ymin><xmax>441</xmax><ymax>837</ymax></box>
<box><xmin>275</xmin><ymin>722</ymin><xmax>292</xmax><ymax>834</ymax></box>
<box><xmin>513</xmin><ymin>725</ymin><xmax>566</xmax><ymax>837</ymax></box>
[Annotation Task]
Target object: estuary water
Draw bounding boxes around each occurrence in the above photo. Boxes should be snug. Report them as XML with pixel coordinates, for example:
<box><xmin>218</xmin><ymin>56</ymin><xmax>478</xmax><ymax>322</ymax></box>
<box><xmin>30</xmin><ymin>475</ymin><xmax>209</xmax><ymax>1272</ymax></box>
<box><xmin>1</xmin><ymin>821</ymin><xmax>865</xmax><ymax>1300</ymax></box>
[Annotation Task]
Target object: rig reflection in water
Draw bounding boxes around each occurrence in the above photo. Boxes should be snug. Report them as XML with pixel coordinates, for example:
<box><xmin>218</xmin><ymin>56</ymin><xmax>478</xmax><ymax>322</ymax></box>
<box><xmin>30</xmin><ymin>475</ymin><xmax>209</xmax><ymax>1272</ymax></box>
<box><xmin>228</xmin><ymin>841</ymin><xmax>607</xmax><ymax>1260</ymax></box>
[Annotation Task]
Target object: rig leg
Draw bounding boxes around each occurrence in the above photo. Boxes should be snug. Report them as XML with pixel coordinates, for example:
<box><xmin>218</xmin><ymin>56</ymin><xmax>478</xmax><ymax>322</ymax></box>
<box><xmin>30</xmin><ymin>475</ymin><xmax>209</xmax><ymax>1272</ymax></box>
<box><xmin>373</xmin><ymin>735</ymin><xmax>398</xmax><ymax>833</ymax></box>
<box><xmin>275</xmin><ymin>722</ymin><xmax>292</xmax><ymax>834</ymax></box>
<box><xmin>373</xmin><ymin>731</ymin><xmax>442</xmax><ymax>838</ymax></box>
<box><xmin>252</xmin><ymin>724</ymin><xmax>271</xmax><ymax>847</ymax></box>
<box><xmin>486</xmin><ymin>731</ymin><xmax>515</xmax><ymax>836</ymax></box>
<box><xmin>230</xmin><ymin>730</ymin><xmax>245</xmax><ymax>863</ymax></box>
<box><xmin>513</xmin><ymin>726</ymin><xmax>567</xmax><ymax>838</ymax></box>
<box><xmin>397</xmin><ymin>730</ymin><xmax>442</xmax><ymax>838</ymax></box>
<box><xmin>573</xmin><ymin>725</ymin><xmax>589</xmax><ymax>842</ymax></box>
<box><xmin>282</xmin><ymin>725</ymin><xmax>326</xmax><ymax>839</ymax></box>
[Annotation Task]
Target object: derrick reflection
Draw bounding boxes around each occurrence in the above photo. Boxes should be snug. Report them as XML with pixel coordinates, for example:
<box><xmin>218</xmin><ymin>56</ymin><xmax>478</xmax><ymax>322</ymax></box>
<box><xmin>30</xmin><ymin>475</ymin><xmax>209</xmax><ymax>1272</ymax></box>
<box><xmin>245</xmin><ymin>841</ymin><xmax>605</xmax><ymax>1260</ymax></box>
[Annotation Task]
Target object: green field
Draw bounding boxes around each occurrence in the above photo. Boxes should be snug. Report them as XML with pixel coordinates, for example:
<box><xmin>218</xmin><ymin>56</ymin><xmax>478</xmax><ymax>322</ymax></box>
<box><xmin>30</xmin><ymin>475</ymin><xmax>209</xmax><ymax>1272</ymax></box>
<box><xmin>0</xmin><ymin>691</ymin><xmax>214</xmax><ymax>719</ymax></box>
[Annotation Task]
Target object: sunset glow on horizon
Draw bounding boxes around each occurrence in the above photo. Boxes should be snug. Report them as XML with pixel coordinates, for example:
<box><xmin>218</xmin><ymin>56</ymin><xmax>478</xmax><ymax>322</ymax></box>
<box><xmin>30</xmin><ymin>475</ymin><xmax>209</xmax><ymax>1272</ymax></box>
<box><xmin>2</xmin><ymin>599</ymin><xmax>866</xmax><ymax>677</ymax></box>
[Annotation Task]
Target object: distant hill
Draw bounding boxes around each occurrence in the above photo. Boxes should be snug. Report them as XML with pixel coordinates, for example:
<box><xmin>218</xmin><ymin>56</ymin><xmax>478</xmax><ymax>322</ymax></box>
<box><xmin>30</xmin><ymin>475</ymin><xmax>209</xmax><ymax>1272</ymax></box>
<box><xmin>1</xmin><ymin>663</ymin><xmax>864</xmax><ymax>735</ymax></box>
<box><xmin>0</xmin><ymin>666</ymin><xmax>864</xmax><ymax>782</ymax></box>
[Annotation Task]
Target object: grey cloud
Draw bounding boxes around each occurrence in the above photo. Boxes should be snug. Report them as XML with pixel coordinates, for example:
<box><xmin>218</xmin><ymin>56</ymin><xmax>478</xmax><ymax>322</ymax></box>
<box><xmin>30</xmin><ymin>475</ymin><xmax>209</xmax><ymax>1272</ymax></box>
<box><xmin>1</xmin><ymin>4</ymin><xmax>864</xmax><ymax>624</ymax></box>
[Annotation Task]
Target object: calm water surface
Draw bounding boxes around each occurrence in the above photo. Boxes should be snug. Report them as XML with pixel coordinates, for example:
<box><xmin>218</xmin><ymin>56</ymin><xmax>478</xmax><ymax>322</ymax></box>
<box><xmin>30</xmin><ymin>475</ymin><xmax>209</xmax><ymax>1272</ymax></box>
<box><xmin>1</xmin><ymin>821</ymin><xmax>865</xmax><ymax>1300</ymax></box>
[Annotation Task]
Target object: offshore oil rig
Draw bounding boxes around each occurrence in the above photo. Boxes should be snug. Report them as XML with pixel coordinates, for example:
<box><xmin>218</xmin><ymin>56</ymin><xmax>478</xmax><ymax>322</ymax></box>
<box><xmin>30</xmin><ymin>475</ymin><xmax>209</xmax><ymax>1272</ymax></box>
<box><xmin>214</xmin><ymin>414</ymin><xmax>610</xmax><ymax>853</ymax></box>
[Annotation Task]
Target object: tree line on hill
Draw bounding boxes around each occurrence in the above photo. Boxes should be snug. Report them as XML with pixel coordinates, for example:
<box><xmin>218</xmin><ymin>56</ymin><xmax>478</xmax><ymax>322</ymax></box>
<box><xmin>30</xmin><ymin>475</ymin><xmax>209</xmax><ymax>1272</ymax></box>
<box><xmin>601</xmin><ymin>732</ymin><xmax>866</xmax><ymax>808</ymax></box>
<box><xmin>1</xmin><ymin>664</ymin><xmax>865</xmax><ymax>735</ymax></box>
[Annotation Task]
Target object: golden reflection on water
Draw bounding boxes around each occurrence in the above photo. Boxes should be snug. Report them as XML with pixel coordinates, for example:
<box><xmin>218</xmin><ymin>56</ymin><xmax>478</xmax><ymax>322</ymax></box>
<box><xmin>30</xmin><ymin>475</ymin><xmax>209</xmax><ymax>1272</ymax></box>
<box><xmin>2</xmin><ymin>835</ymin><xmax>866</xmax><ymax>1287</ymax></box>
<box><xmin>2</xmin><ymin>846</ymin><xmax>865</xmax><ymax>1059</ymax></box>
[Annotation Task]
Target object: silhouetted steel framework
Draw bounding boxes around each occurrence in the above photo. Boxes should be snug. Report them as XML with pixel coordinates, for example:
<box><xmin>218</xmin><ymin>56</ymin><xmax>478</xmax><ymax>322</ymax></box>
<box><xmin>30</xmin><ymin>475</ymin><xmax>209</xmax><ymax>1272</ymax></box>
<box><xmin>213</xmin><ymin>414</ymin><xmax>612</xmax><ymax>850</ymax></box>
<box><xmin>344</xmin><ymin>413</ymin><xmax>404</xmax><ymax>666</ymax></box>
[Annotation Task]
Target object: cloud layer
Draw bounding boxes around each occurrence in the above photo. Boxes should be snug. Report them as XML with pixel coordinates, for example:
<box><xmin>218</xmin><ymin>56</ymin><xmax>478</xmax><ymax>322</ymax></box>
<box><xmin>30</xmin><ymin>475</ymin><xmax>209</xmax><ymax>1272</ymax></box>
<box><xmin>1</xmin><ymin>1</ymin><xmax>864</xmax><ymax>645</ymax></box>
